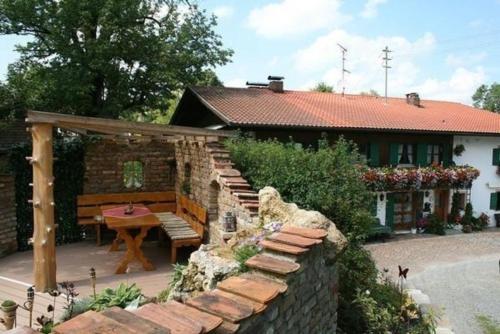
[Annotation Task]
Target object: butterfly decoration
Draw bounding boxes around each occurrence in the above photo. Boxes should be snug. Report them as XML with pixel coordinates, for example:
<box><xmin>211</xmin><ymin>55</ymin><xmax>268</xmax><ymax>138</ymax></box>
<box><xmin>398</xmin><ymin>265</ymin><xmax>409</xmax><ymax>279</ymax></box>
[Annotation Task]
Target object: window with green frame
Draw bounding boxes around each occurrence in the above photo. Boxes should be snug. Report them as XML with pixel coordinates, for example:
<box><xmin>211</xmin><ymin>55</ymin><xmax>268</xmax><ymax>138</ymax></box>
<box><xmin>123</xmin><ymin>161</ymin><xmax>144</xmax><ymax>189</ymax></box>
<box><xmin>490</xmin><ymin>192</ymin><xmax>500</xmax><ymax>211</ymax></box>
<box><xmin>493</xmin><ymin>148</ymin><xmax>500</xmax><ymax>166</ymax></box>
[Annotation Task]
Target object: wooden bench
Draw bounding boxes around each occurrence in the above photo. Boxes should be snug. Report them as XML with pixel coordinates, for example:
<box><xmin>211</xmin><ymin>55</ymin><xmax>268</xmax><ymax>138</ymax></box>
<box><xmin>77</xmin><ymin>191</ymin><xmax>176</xmax><ymax>246</ymax></box>
<box><xmin>156</xmin><ymin>195</ymin><xmax>207</xmax><ymax>263</ymax></box>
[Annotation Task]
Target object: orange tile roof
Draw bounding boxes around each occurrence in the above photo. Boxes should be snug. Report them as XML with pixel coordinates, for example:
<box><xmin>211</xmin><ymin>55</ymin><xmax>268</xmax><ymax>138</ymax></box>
<box><xmin>190</xmin><ymin>87</ymin><xmax>500</xmax><ymax>135</ymax></box>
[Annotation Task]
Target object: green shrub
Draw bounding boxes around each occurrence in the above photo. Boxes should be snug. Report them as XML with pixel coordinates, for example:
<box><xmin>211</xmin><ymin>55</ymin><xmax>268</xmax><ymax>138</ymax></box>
<box><xmin>476</xmin><ymin>314</ymin><xmax>500</xmax><ymax>334</ymax></box>
<box><xmin>426</xmin><ymin>213</ymin><xmax>446</xmax><ymax>235</ymax></box>
<box><xmin>472</xmin><ymin>212</ymin><xmax>489</xmax><ymax>232</ymax></box>
<box><xmin>60</xmin><ymin>298</ymin><xmax>92</xmax><ymax>321</ymax></box>
<box><xmin>1</xmin><ymin>300</ymin><xmax>16</xmax><ymax>308</ymax></box>
<box><xmin>158</xmin><ymin>263</ymin><xmax>186</xmax><ymax>302</ymax></box>
<box><xmin>226</xmin><ymin>136</ymin><xmax>374</xmax><ymax>240</ymax></box>
<box><xmin>462</xmin><ymin>203</ymin><xmax>473</xmax><ymax>233</ymax></box>
<box><xmin>234</xmin><ymin>244</ymin><xmax>260</xmax><ymax>272</ymax></box>
<box><xmin>89</xmin><ymin>283</ymin><xmax>142</xmax><ymax>312</ymax></box>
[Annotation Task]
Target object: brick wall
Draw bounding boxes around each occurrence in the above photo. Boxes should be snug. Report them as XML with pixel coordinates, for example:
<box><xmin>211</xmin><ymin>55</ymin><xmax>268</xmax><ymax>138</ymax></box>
<box><xmin>83</xmin><ymin>140</ymin><xmax>176</xmax><ymax>194</ymax></box>
<box><xmin>174</xmin><ymin>140</ymin><xmax>259</xmax><ymax>244</ymax></box>
<box><xmin>0</xmin><ymin>174</ymin><xmax>17</xmax><ymax>257</ymax></box>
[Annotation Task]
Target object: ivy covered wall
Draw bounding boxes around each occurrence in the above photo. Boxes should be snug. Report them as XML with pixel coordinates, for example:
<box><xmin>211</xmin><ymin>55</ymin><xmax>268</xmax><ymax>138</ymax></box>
<box><xmin>9</xmin><ymin>139</ymin><xmax>86</xmax><ymax>251</ymax></box>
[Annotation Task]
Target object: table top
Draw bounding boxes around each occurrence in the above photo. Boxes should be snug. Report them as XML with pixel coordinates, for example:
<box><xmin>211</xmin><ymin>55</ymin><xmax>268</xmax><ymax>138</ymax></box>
<box><xmin>101</xmin><ymin>205</ymin><xmax>160</xmax><ymax>229</ymax></box>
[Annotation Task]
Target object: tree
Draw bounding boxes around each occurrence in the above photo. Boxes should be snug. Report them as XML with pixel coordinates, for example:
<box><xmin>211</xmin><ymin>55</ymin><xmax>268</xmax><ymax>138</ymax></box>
<box><xmin>472</xmin><ymin>83</ymin><xmax>500</xmax><ymax>113</ymax></box>
<box><xmin>0</xmin><ymin>0</ymin><xmax>232</xmax><ymax>119</ymax></box>
<box><xmin>311</xmin><ymin>81</ymin><xmax>334</xmax><ymax>93</ymax></box>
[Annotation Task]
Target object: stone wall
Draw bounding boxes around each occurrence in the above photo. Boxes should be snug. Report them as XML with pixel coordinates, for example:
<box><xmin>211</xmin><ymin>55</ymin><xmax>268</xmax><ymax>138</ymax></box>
<box><xmin>83</xmin><ymin>140</ymin><xmax>176</xmax><ymax>194</ymax></box>
<box><xmin>0</xmin><ymin>174</ymin><xmax>17</xmax><ymax>257</ymax></box>
<box><xmin>174</xmin><ymin>140</ymin><xmax>259</xmax><ymax>244</ymax></box>
<box><xmin>168</xmin><ymin>186</ymin><xmax>346</xmax><ymax>334</ymax></box>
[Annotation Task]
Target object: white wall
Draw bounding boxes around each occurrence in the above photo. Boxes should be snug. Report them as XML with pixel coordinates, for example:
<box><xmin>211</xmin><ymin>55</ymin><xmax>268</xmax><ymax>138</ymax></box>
<box><xmin>453</xmin><ymin>135</ymin><xmax>500</xmax><ymax>226</ymax></box>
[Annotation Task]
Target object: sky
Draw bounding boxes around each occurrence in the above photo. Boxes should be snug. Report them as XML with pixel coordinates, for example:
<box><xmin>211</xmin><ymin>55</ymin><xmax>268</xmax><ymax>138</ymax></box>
<box><xmin>1</xmin><ymin>0</ymin><xmax>500</xmax><ymax>105</ymax></box>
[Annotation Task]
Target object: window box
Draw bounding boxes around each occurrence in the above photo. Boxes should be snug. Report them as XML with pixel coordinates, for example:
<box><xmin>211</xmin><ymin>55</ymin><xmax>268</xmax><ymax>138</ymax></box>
<box><xmin>362</xmin><ymin>165</ymin><xmax>480</xmax><ymax>191</ymax></box>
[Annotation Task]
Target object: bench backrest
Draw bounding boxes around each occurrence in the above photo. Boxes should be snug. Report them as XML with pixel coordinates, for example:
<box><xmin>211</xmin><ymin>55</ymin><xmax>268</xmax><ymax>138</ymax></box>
<box><xmin>176</xmin><ymin>195</ymin><xmax>207</xmax><ymax>238</ymax></box>
<box><xmin>77</xmin><ymin>191</ymin><xmax>176</xmax><ymax>222</ymax></box>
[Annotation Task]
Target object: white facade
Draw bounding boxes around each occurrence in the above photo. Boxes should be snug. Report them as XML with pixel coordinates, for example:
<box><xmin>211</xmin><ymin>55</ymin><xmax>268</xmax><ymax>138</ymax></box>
<box><xmin>453</xmin><ymin>135</ymin><xmax>500</xmax><ymax>226</ymax></box>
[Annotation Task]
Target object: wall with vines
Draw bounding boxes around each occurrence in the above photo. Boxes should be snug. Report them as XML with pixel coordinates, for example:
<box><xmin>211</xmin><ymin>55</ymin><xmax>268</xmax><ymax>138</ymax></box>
<box><xmin>9</xmin><ymin>139</ymin><xmax>86</xmax><ymax>251</ymax></box>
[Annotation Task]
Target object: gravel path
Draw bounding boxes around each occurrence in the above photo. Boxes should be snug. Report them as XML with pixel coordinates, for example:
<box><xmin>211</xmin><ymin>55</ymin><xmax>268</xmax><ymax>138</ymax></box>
<box><xmin>366</xmin><ymin>230</ymin><xmax>500</xmax><ymax>334</ymax></box>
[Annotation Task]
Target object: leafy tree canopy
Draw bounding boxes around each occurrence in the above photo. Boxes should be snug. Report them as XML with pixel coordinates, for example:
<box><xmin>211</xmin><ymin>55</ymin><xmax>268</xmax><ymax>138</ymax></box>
<box><xmin>311</xmin><ymin>81</ymin><xmax>334</xmax><ymax>93</ymax></box>
<box><xmin>0</xmin><ymin>0</ymin><xmax>232</xmax><ymax>119</ymax></box>
<box><xmin>472</xmin><ymin>83</ymin><xmax>500</xmax><ymax>113</ymax></box>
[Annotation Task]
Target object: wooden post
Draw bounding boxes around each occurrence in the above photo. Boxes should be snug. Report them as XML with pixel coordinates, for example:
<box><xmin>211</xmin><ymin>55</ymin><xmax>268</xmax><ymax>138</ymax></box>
<box><xmin>31</xmin><ymin>123</ymin><xmax>56</xmax><ymax>292</ymax></box>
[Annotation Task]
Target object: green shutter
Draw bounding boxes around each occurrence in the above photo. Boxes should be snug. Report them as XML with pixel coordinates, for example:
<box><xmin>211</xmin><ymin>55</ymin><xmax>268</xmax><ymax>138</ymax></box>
<box><xmin>385</xmin><ymin>193</ymin><xmax>395</xmax><ymax>230</ymax></box>
<box><xmin>442</xmin><ymin>143</ymin><xmax>452</xmax><ymax>167</ymax></box>
<box><xmin>490</xmin><ymin>192</ymin><xmax>498</xmax><ymax>210</ymax></box>
<box><xmin>389</xmin><ymin>144</ymin><xmax>399</xmax><ymax>166</ymax></box>
<box><xmin>416</xmin><ymin>144</ymin><xmax>428</xmax><ymax>167</ymax></box>
<box><xmin>369</xmin><ymin>143</ymin><xmax>380</xmax><ymax>167</ymax></box>
<box><xmin>492</xmin><ymin>148</ymin><xmax>500</xmax><ymax>166</ymax></box>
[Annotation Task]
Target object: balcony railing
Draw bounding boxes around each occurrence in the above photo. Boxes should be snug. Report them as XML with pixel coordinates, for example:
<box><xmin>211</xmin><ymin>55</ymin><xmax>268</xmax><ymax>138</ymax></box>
<box><xmin>362</xmin><ymin>165</ymin><xmax>480</xmax><ymax>191</ymax></box>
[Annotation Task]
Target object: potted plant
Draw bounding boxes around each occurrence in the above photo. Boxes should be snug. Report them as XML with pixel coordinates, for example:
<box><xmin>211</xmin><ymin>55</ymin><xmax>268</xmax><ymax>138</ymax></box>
<box><xmin>453</xmin><ymin>144</ymin><xmax>465</xmax><ymax>156</ymax></box>
<box><xmin>1</xmin><ymin>300</ymin><xmax>18</xmax><ymax>330</ymax></box>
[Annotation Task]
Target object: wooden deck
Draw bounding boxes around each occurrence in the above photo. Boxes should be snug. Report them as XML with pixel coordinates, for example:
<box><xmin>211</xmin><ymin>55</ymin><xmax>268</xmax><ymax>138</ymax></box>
<box><xmin>0</xmin><ymin>240</ymin><xmax>179</xmax><ymax>332</ymax></box>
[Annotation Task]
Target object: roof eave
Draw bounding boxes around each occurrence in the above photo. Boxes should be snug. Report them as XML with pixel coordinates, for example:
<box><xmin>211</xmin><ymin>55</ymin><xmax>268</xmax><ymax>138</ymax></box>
<box><xmin>230</xmin><ymin>123</ymin><xmax>500</xmax><ymax>136</ymax></box>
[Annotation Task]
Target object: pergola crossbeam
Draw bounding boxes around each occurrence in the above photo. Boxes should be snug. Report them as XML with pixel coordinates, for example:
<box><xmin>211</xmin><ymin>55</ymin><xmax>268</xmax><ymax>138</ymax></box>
<box><xmin>26</xmin><ymin>110</ymin><xmax>233</xmax><ymax>138</ymax></box>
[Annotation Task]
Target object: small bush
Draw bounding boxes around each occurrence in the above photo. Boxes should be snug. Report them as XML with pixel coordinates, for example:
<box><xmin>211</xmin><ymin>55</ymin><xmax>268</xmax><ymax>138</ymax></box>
<box><xmin>60</xmin><ymin>298</ymin><xmax>92</xmax><ymax>321</ymax></box>
<box><xmin>157</xmin><ymin>263</ymin><xmax>186</xmax><ymax>302</ymax></box>
<box><xmin>234</xmin><ymin>244</ymin><xmax>260</xmax><ymax>272</ymax></box>
<box><xmin>476</xmin><ymin>314</ymin><xmax>500</xmax><ymax>334</ymax></box>
<box><xmin>425</xmin><ymin>213</ymin><xmax>446</xmax><ymax>235</ymax></box>
<box><xmin>89</xmin><ymin>283</ymin><xmax>142</xmax><ymax>312</ymax></box>
<box><xmin>472</xmin><ymin>213</ymin><xmax>490</xmax><ymax>231</ymax></box>
<box><xmin>462</xmin><ymin>203</ymin><xmax>474</xmax><ymax>233</ymax></box>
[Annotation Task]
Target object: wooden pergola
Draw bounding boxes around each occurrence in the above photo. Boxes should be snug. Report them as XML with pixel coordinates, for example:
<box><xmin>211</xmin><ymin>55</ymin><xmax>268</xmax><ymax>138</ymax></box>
<box><xmin>25</xmin><ymin>110</ymin><xmax>232</xmax><ymax>292</ymax></box>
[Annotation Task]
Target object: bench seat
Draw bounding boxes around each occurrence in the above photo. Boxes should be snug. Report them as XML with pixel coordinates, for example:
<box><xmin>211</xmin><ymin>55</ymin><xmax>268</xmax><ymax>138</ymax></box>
<box><xmin>156</xmin><ymin>212</ymin><xmax>200</xmax><ymax>240</ymax></box>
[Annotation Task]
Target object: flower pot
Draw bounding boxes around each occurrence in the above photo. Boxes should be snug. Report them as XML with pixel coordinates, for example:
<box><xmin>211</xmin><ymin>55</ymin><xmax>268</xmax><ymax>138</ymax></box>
<box><xmin>1</xmin><ymin>302</ymin><xmax>18</xmax><ymax>330</ymax></box>
<box><xmin>462</xmin><ymin>225</ymin><xmax>472</xmax><ymax>233</ymax></box>
<box><xmin>411</xmin><ymin>228</ymin><xmax>417</xmax><ymax>234</ymax></box>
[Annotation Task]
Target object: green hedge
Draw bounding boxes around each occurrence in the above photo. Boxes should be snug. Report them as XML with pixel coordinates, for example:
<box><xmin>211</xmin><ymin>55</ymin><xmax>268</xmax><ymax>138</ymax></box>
<box><xmin>9</xmin><ymin>139</ymin><xmax>86</xmax><ymax>251</ymax></box>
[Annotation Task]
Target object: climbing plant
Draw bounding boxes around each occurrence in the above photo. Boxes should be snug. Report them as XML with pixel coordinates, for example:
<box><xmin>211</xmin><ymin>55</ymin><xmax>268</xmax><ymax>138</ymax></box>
<box><xmin>9</xmin><ymin>139</ymin><xmax>86</xmax><ymax>250</ymax></box>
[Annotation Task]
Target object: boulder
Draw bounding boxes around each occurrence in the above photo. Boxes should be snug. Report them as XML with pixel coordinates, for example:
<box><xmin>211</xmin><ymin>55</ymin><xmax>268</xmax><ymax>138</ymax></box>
<box><xmin>258</xmin><ymin>186</ymin><xmax>347</xmax><ymax>262</ymax></box>
<box><xmin>168</xmin><ymin>244</ymin><xmax>240</xmax><ymax>301</ymax></box>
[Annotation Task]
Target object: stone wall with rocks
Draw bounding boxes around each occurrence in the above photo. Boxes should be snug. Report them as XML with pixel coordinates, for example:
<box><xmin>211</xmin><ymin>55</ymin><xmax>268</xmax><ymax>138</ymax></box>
<box><xmin>167</xmin><ymin>186</ymin><xmax>346</xmax><ymax>333</ymax></box>
<box><xmin>83</xmin><ymin>139</ymin><xmax>176</xmax><ymax>194</ymax></box>
<box><xmin>0</xmin><ymin>174</ymin><xmax>17</xmax><ymax>257</ymax></box>
<box><xmin>174</xmin><ymin>140</ymin><xmax>259</xmax><ymax>244</ymax></box>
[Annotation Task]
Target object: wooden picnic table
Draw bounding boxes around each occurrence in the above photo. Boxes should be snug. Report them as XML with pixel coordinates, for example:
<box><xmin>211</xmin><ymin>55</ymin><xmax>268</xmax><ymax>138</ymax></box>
<box><xmin>101</xmin><ymin>205</ymin><xmax>160</xmax><ymax>274</ymax></box>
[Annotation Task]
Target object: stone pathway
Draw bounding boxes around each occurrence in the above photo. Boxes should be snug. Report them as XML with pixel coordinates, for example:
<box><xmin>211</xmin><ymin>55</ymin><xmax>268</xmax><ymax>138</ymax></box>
<box><xmin>366</xmin><ymin>229</ymin><xmax>500</xmax><ymax>334</ymax></box>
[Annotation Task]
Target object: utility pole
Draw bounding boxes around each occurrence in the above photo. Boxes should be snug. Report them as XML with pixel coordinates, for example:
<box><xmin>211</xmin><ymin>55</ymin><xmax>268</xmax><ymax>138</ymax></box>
<box><xmin>382</xmin><ymin>46</ymin><xmax>392</xmax><ymax>104</ymax></box>
<box><xmin>337</xmin><ymin>43</ymin><xmax>350</xmax><ymax>96</ymax></box>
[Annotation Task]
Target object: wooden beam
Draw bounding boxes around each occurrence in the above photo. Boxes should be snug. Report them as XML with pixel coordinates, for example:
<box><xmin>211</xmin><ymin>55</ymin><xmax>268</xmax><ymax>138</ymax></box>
<box><xmin>31</xmin><ymin>123</ymin><xmax>57</xmax><ymax>292</ymax></box>
<box><xmin>26</xmin><ymin>110</ymin><xmax>234</xmax><ymax>138</ymax></box>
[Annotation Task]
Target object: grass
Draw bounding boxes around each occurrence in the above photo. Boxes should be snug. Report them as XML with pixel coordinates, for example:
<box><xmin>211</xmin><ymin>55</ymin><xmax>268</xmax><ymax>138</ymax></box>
<box><xmin>477</xmin><ymin>314</ymin><xmax>500</xmax><ymax>334</ymax></box>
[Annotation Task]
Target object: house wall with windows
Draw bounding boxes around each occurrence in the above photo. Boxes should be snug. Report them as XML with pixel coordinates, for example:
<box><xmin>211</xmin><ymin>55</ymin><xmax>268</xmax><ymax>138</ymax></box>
<box><xmin>453</xmin><ymin>135</ymin><xmax>500</xmax><ymax>226</ymax></box>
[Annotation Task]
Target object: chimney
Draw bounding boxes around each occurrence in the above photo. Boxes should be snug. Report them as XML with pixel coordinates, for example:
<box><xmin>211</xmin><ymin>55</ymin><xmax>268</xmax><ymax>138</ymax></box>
<box><xmin>268</xmin><ymin>75</ymin><xmax>284</xmax><ymax>93</ymax></box>
<box><xmin>406</xmin><ymin>92</ymin><xmax>421</xmax><ymax>107</ymax></box>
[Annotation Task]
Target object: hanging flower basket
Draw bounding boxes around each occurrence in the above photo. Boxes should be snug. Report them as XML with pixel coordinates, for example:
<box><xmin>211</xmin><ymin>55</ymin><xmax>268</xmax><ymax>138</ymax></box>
<box><xmin>362</xmin><ymin>165</ymin><xmax>480</xmax><ymax>191</ymax></box>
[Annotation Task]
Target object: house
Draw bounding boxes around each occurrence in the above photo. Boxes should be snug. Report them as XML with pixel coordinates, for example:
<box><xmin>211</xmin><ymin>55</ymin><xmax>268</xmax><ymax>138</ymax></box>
<box><xmin>171</xmin><ymin>78</ymin><xmax>500</xmax><ymax>231</ymax></box>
